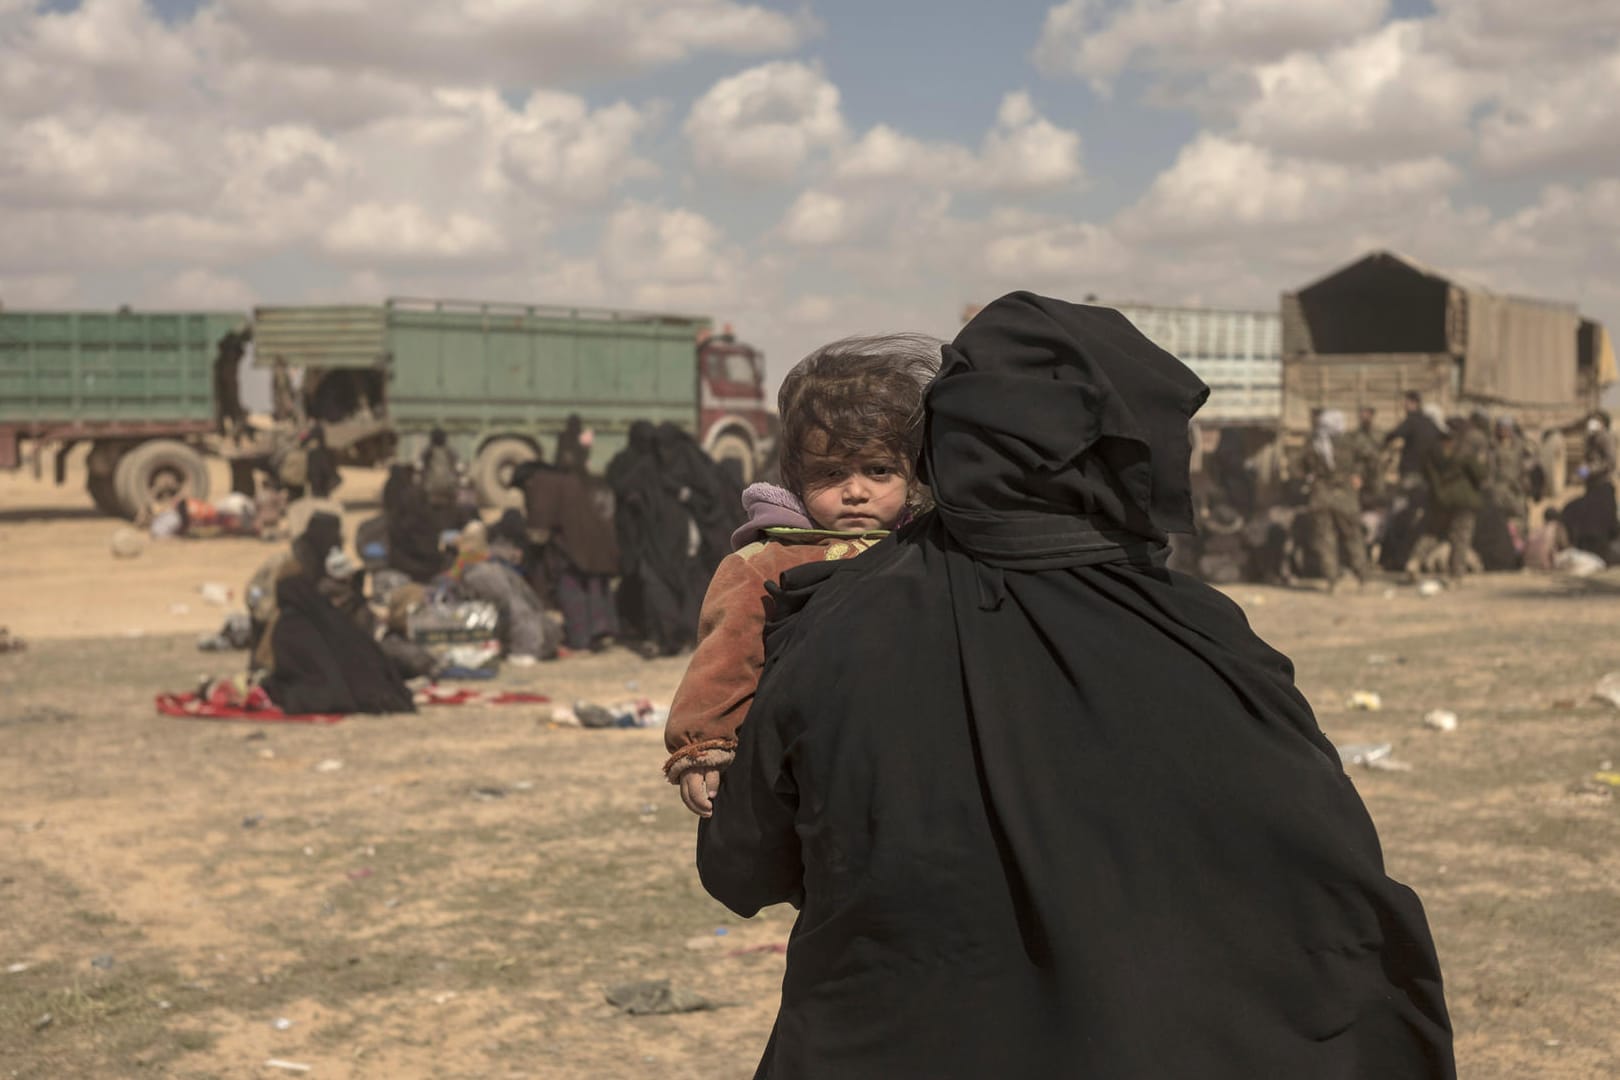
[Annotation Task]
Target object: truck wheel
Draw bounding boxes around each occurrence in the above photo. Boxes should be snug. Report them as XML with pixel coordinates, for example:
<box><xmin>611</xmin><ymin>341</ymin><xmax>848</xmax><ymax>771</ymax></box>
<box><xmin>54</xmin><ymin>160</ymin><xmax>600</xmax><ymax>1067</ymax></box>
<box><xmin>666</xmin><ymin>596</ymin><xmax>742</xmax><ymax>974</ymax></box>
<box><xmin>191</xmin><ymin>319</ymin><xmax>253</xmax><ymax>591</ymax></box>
<box><xmin>707</xmin><ymin>431</ymin><xmax>755</xmax><ymax>486</ymax></box>
<box><xmin>116</xmin><ymin>439</ymin><xmax>210</xmax><ymax>518</ymax></box>
<box><xmin>473</xmin><ymin>438</ymin><xmax>536</xmax><ymax>509</ymax></box>
<box><xmin>85</xmin><ymin>441</ymin><xmax>130</xmax><ymax>517</ymax></box>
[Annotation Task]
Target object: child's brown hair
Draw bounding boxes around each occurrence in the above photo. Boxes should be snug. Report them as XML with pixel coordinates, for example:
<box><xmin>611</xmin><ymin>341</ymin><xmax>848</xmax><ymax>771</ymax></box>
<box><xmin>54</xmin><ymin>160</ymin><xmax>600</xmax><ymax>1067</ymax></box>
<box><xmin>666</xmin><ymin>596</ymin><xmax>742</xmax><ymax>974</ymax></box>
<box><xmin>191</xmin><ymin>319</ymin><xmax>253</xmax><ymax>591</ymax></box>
<box><xmin>777</xmin><ymin>333</ymin><xmax>942</xmax><ymax>497</ymax></box>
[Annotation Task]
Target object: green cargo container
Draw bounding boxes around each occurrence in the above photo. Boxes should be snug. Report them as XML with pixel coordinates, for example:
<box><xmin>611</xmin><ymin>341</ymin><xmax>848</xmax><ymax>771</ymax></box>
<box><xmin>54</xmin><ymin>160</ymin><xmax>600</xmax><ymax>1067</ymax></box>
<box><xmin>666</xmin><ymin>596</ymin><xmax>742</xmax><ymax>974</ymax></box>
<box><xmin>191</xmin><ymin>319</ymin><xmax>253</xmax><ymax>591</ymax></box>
<box><xmin>0</xmin><ymin>309</ymin><xmax>248</xmax><ymax>516</ymax></box>
<box><xmin>254</xmin><ymin>298</ymin><xmax>715</xmax><ymax>502</ymax></box>
<box><xmin>0</xmin><ymin>309</ymin><xmax>243</xmax><ymax>425</ymax></box>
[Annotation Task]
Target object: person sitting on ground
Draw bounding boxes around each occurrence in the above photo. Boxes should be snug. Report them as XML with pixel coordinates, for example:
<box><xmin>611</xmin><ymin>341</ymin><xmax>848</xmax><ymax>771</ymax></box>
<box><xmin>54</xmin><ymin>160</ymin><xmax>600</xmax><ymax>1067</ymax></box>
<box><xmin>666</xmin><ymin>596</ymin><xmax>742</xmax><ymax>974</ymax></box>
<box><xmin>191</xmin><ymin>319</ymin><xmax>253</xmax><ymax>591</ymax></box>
<box><xmin>1522</xmin><ymin>507</ymin><xmax>1571</xmax><ymax>572</ymax></box>
<box><xmin>451</xmin><ymin>520</ymin><xmax>557</xmax><ymax>664</ymax></box>
<box><xmin>662</xmin><ymin>333</ymin><xmax>940</xmax><ymax>817</ymax></box>
<box><xmin>261</xmin><ymin>574</ymin><xmax>414</xmax><ymax>716</ymax></box>
<box><xmin>697</xmin><ymin>292</ymin><xmax>1454</xmax><ymax>1079</ymax></box>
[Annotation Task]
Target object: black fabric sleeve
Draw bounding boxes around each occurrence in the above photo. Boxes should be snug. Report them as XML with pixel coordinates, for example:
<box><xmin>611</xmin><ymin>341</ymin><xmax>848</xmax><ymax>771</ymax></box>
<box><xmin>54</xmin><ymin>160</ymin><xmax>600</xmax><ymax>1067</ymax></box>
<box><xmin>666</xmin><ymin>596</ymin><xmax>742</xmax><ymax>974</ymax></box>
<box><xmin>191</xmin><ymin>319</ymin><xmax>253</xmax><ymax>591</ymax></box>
<box><xmin>696</xmin><ymin>710</ymin><xmax>803</xmax><ymax>918</ymax></box>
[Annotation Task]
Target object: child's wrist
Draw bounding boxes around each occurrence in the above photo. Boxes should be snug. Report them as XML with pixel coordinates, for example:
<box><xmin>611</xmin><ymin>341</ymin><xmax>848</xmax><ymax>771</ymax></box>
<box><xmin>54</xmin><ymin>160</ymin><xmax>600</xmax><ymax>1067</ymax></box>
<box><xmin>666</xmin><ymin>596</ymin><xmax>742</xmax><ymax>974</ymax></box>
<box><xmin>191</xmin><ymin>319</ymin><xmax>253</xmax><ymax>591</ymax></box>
<box><xmin>663</xmin><ymin>738</ymin><xmax>738</xmax><ymax>783</ymax></box>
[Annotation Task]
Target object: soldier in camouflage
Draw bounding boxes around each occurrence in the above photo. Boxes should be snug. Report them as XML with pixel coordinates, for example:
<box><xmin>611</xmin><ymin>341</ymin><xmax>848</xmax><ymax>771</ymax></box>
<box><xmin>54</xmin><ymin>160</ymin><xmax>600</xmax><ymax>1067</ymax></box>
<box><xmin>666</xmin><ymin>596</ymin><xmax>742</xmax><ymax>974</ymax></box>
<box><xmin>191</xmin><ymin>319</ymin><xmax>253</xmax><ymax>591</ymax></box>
<box><xmin>1301</xmin><ymin>409</ymin><xmax>1373</xmax><ymax>592</ymax></box>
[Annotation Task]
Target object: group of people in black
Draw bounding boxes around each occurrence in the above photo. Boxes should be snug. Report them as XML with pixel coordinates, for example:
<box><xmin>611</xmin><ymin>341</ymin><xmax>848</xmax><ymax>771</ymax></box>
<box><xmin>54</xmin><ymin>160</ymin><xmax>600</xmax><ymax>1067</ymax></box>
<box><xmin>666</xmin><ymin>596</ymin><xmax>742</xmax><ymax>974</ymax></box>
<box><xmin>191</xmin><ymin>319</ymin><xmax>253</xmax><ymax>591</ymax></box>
<box><xmin>369</xmin><ymin>416</ymin><xmax>746</xmax><ymax>662</ymax></box>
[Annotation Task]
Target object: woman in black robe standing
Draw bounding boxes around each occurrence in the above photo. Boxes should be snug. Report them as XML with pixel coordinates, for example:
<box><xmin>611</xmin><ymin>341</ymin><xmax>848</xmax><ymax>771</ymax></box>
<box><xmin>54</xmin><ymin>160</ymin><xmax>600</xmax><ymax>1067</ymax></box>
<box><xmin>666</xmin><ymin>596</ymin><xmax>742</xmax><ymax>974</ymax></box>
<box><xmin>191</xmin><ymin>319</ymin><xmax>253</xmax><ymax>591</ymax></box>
<box><xmin>699</xmin><ymin>293</ymin><xmax>1454</xmax><ymax>1079</ymax></box>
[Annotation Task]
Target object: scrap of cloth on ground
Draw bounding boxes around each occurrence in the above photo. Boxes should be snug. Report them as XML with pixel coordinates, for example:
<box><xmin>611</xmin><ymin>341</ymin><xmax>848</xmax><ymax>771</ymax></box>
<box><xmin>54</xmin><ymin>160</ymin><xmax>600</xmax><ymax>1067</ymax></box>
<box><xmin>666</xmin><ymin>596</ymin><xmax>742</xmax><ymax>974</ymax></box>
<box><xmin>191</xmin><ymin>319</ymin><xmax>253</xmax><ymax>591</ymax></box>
<box><xmin>698</xmin><ymin>292</ymin><xmax>1455</xmax><ymax>1080</ymax></box>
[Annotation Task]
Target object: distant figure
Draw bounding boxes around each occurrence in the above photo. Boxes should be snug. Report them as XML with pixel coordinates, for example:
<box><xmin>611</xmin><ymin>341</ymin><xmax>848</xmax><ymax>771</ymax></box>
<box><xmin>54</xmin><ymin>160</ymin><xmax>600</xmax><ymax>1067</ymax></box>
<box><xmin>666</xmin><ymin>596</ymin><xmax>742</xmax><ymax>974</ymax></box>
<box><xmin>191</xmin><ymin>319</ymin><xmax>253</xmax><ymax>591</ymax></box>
<box><xmin>382</xmin><ymin>465</ymin><xmax>447</xmax><ymax>583</ymax></box>
<box><xmin>1538</xmin><ymin>427</ymin><xmax>1567</xmax><ymax>504</ymax></box>
<box><xmin>215</xmin><ymin>329</ymin><xmax>251</xmax><ymax>437</ymax></box>
<box><xmin>607</xmin><ymin>422</ymin><xmax>702</xmax><ymax>658</ymax></box>
<box><xmin>420</xmin><ymin>428</ymin><xmax>459</xmax><ymax>513</ymax></box>
<box><xmin>304</xmin><ymin>426</ymin><xmax>341</xmax><ymax>499</ymax></box>
<box><xmin>519</xmin><ymin>420</ymin><xmax>620</xmax><ymax>653</ymax></box>
<box><xmin>1349</xmin><ymin>406</ymin><xmax>1385</xmax><ymax>507</ymax></box>
<box><xmin>1522</xmin><ymin>507</ymin><xmax>1570</xmax><ymax>572</ymax></box>
<box><xmin>1301</xmin><ymin>409</ymin><xmax>1371</xmax><ymax>592</ymax></box>
<box><xmin>1406</xmin><ymin>419</ymin><xmax>1486</xmax><ymax>583</ymax></box>
<box><xmin>1565</xmin><ymin>413</ymin><xmax>1619</xmax><ymax>559</ymax></box>
<box><xmin>1582</xmin><ymin>412</ymin><xmax>1616</xmax><ymax>488</ymax></box>
<box><xmin>271</xmin><ymin>358</ymin><xmax>300</xmax><ymax>423</ymax></box>
<box><xmin>1384</xmin><ymin>391</ymin><xmax>1443</xmax><ymax>487</ymax></box>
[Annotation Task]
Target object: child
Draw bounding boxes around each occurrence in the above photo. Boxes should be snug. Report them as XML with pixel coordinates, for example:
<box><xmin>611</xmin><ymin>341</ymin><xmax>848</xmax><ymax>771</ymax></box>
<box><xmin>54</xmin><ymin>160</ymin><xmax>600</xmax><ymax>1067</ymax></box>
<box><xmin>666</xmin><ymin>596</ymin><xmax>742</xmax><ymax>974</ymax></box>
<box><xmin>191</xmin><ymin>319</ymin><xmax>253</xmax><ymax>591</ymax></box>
<box><xmin>662</xmin><ymin>334</ymin><xmax>940</xmax><ymax>815</ymax></box>
<box><xmin>1523</xmin><ymin>506</ymin><xmax>1570</xmax><ymax>571</ymax></box>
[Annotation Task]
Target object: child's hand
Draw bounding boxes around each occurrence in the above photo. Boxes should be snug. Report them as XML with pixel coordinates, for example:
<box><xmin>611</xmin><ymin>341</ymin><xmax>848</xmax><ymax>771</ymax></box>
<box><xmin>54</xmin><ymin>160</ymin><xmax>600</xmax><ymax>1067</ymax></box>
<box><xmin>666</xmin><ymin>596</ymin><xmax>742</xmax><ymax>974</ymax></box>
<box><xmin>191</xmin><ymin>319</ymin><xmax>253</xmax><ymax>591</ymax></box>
<box><xmin>680</xmin><ymin>768</ymin><xmax>722</xmax><ymax>818</ymax></box>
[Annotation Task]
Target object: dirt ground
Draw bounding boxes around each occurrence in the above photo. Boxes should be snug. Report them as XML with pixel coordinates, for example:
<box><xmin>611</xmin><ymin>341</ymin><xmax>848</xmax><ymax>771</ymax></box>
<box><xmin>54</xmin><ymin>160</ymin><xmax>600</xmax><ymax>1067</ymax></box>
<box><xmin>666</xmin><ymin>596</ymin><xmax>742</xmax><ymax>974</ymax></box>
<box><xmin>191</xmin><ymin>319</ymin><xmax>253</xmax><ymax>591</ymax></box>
<box><xmin>3</xmin><ymin>466</ymin><xmax>1619</xmax><ymax>1078</ymax></box>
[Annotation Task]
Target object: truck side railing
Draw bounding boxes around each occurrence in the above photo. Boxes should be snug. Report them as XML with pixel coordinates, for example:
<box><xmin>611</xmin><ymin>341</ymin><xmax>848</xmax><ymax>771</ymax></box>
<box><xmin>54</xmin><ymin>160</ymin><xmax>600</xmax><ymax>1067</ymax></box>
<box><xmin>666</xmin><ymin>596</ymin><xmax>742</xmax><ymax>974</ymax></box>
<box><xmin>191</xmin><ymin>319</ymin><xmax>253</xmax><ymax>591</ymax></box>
<box><xmin>385</xmin><ymin>297</ymin><xmax>711</xmax><ymax>329</ymax></box>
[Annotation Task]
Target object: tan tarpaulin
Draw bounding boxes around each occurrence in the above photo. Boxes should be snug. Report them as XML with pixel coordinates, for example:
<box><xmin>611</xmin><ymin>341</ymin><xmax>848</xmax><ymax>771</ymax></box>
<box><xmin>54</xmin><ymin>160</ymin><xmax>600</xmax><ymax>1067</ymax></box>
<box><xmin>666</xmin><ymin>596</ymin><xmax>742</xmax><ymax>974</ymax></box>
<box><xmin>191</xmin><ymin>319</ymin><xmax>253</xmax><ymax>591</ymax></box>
<box><xmin>1595</xmin><ymin>323</ymin><xmax>1618</xmax><ymax>385</ymax></box>
<box><xmin>1461</xmin><ymin>291</ymin><xmax>1578</xmax><ymax>405</ymax></box>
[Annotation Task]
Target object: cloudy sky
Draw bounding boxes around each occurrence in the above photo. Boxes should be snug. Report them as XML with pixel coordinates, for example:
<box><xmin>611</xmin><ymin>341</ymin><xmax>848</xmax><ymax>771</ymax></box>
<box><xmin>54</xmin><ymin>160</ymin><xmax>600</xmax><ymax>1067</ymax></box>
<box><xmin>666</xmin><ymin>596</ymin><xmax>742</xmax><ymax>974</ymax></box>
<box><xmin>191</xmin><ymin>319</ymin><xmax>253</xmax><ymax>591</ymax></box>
<box><xmin>3</xmin><ymin>0</ymin><xmax>1618</xmax><ymax>390</ymax></box>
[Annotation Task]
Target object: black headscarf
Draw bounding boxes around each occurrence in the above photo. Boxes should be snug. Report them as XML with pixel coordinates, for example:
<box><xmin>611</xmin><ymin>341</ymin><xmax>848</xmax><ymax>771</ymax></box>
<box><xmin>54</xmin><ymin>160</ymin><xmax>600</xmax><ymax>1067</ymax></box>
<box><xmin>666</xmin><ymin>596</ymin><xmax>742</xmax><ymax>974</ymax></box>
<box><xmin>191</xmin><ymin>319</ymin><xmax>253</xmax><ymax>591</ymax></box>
<box><xmin>261</xmin><ymin>576</ymin><xmax>414</xmax><ymax>715</ymax></box>
<box><xmin>699</xmin><ymin>292</ymin><xmax>1454</xmax><ymax>1079</ymax></box>
<box><xmin>556</xmin><ymin>413</ymin><xmax>588</xmax><ymax>474</ymax></box>
<box><xmin>291</xmin><ymin>511</ymin><xmax>343</xmax><ymax>576</ymax></box>
<box><xmin>382</xmin><ymin>467</ymin><xmax>446</xmax><ymax>583</ymax></box>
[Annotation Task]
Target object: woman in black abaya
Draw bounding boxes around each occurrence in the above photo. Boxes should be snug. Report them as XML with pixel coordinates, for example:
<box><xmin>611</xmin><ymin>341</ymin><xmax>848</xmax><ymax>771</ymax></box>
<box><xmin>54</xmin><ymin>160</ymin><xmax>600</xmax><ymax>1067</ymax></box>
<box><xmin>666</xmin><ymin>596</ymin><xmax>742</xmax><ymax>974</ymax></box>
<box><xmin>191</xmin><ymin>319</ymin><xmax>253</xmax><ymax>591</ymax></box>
<box><xmin>699</xmin><ymin>293</ymin><xmax>1454</xmax><ymax>1079</ymax></box>
<box><xmin>261</xmin><ymin>576</ymin><xmax>415</xmax><ymax>716</ymax></box>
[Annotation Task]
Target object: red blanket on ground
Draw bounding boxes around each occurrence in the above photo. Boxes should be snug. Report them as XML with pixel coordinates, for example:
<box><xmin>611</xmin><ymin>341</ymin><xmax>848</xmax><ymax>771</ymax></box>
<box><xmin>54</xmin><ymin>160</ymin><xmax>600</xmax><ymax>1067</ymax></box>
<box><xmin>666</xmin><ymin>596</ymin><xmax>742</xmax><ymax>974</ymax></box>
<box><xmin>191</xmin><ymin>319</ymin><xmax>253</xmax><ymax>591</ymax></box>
<box><xmin>156</xmin><ymin>684</ymin><xmax>551</xmax><ymax>723</ymax></box>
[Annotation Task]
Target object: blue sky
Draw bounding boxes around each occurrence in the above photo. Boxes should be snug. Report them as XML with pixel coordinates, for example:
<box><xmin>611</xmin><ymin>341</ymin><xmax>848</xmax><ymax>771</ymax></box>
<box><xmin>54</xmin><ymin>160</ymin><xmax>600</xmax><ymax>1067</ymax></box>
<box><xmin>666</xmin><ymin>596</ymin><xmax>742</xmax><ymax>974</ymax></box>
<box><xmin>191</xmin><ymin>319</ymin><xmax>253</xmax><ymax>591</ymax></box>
<box><xmin>3</xmin><ymin>0</ymin><xmax>1618</xmax><ymax>390</ymax></box>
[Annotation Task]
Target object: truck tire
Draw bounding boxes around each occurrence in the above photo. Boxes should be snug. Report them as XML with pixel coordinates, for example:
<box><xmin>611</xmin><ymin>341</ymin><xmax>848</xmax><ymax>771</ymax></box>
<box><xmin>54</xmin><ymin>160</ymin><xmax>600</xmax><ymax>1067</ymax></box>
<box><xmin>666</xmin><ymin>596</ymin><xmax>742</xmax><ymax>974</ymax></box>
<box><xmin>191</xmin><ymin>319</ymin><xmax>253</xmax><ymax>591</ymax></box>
<box><xmin>116</xmin><ymin>439</ymin><xmax>210</xmax><ymax>518</ymax></box>
<box><xmin>473</xmin><ymin>438</ymin><xmax>537</xmax><ymax>509</ymax></box>
<box><xmin>707</xmin><ymin>431</ymin><xmax>755</xmax><ymax>486</ymax></box>
<box><xmin>85</xmin><ymin>441</ymin><xmax>131</xmax><ymax>517</ymax></box>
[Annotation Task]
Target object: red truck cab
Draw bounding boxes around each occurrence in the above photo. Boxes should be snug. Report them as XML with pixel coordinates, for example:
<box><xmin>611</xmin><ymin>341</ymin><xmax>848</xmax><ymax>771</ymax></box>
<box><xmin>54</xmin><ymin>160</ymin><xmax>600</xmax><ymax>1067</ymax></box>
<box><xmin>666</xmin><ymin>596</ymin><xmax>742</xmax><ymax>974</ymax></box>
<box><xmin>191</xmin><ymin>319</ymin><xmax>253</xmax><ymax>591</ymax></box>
<box><xmin>697</xmin><ymin>327</ymin><xmax>774</xmax><ymax>483</ymax></box>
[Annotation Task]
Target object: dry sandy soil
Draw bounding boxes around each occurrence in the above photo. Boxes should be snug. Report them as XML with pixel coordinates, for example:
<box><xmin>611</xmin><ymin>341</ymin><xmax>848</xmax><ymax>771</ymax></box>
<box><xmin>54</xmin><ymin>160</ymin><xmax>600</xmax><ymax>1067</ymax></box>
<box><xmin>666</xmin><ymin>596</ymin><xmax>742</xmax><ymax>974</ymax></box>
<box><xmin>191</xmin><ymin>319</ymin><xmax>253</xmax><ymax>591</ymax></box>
<box><xmin>3</xmin><ymin>465</ymin><xmax>1619</xmax><ymax>1078</ymax></box>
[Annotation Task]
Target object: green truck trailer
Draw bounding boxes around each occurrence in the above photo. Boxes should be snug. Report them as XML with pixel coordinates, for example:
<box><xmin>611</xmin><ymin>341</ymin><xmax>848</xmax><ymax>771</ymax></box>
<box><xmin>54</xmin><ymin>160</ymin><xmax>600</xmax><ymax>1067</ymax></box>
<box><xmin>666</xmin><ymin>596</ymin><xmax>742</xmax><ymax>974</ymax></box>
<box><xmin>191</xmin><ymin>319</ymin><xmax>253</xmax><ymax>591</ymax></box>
<box><xmin>0</xmin><ymin>308</ymin><xmax>251</xmax><ymax>516</ymax></box>
<box><xmin>253</xmin><ymin>298</ymin><xmax>773</xmax><ymax>505</ymax></box>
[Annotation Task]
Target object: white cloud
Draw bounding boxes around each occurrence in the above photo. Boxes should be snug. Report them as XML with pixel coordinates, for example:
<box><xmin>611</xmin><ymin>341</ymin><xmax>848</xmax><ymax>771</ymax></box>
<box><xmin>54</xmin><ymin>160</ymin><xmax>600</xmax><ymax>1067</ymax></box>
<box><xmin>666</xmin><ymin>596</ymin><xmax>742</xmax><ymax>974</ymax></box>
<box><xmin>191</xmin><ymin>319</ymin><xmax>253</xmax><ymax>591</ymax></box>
<box><xmin>832</xmin><ymin>93</ymin><xmax>1082</xmax><ymax>193</ymax></box>
<box><xmin>322</xmin><ymin>202</ymin><xmax>506</xmax><ymax>262</ymax></box>
<box><xmin>1476</xmin><ymin>52</ymin><xmax>1620</xmax><ymax>175</ymax></box>
<box><xmin>1118</xmin><ymin>134</ymin><xmax>1459</xmax><ymax>241</ymax></box>
<box><xmin>1428</xmin><ymin>0</ymin><xmax>1620</xmax><ymax>68</ymax></box>
<box><xmin>498</xmin><ymin>93</ymin><xmax>659</xmax><ymax>203</ymax></box>
<box><xmin>984</xmin><ymin>215</ymin><xmax>1127</xmax><ymax>280</ymax></box>
<box><xmin>1234</xmin><ymin>21</ymin><xmax>1480</xmax><ymax>160</ymax></box>
<box><xmin>684</xmin><ymin>61</ymin><xmax>845</xmax><ymax>182</ymax></box>
<box><xmin>0</xmin><ymin>0</ymin><xmax>199</xmax><ymax>118</ymax></box>
<box><xmin>780</xmin><ymin>190</ymin><xmax>858</xmax><ymax>246</ymax></box>
<box><xmin>148</xmin><ymin>268</ymin><xmax>258</xmax><ymax>308</ymax></box>
<box><xmin>0</xmin><ymin>112</ymin><xmax>201</xmax><ymax>209</ymax></box>
<box><xmin>1034</xmin><ymin>0</ymin><xmax>1388</xmax><ymax>89</ymax></box>
<box><xmin>601</xmin><ymin>200</ymin><xmax>744</xmax><ymax>308</ymax></box>
<box><xmin>0</xmin><ymin>273</ymin><xmax>78</xmax><ymax>307</ymax></box>
<box><xmin>213</xmin><ymin>0</ymin><xmax>814</xmax><ymax>87</ymax></box>
<box><xmin>978</xmin><ymin>92</ymin><xmax>1085</xmax><ymax>192</ymax></box>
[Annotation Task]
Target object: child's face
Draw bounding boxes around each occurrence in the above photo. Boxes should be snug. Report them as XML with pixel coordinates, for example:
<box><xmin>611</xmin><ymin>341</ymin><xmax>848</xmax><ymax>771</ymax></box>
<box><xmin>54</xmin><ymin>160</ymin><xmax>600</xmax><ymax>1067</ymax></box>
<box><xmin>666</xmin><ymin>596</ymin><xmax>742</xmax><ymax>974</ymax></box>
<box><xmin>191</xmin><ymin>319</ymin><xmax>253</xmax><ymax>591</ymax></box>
<box><xmin>800</xmin><ymin>447</ymin><xmax>910</xmax><ymax>532</ymax></box>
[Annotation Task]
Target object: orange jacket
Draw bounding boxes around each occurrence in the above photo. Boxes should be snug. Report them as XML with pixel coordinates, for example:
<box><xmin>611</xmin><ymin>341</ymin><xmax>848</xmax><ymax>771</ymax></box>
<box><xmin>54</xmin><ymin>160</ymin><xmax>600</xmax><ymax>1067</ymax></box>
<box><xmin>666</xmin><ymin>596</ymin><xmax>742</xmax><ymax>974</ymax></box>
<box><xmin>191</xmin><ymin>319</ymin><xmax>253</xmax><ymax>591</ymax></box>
<box><xmin>662</xmin><ymin>530</ymin><xmax>881</xmax><ymax>781</ymax></box>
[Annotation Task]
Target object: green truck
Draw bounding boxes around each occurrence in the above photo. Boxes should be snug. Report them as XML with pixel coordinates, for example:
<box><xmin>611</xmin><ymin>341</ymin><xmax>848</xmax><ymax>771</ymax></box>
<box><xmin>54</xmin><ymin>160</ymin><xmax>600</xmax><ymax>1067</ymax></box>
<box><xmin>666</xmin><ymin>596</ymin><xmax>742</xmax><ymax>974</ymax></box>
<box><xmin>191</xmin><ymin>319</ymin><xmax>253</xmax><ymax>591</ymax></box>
<box><xmin>0</xmin><ymin>308</ymin><xmax>251</xmax><ymax>517</ymax></box>
<box><xmin>254</xmin><ymin>298</ymin><xmax>773</xmax><ymax>505</ymax></box>
<box><xmin>0</xmin><ymin>298</ymin><xmax>773</xmax><ymax>517</ymax></box>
